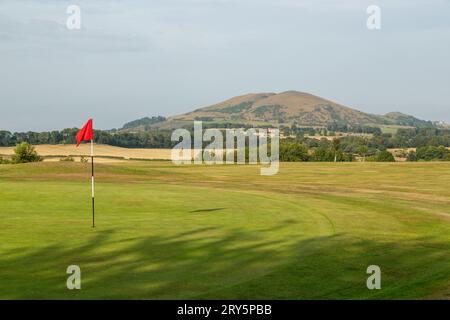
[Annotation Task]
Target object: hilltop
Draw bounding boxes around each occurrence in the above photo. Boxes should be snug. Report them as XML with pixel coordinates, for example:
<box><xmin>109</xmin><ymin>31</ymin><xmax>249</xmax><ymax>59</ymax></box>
<box><xmin>125</xmin><ymin>91</ymin><xmax>434</xmax><ymax>130</ymax></box>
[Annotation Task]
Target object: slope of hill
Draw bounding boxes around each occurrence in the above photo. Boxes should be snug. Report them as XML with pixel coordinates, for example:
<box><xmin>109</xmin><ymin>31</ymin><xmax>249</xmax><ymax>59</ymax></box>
<box><xmin>127</xmin><ymin>91</ymin><xmax>433</xmax><ymax>130</ymax></box>
<box><xmin>121</xmin><ymin>116</ymin><xmax>166</xmax><ymax>131</ymax></box>
<box><xmin>384</xmin><ymin>112</ymin><xmax>433</xmax><ymax>128</ymax></box>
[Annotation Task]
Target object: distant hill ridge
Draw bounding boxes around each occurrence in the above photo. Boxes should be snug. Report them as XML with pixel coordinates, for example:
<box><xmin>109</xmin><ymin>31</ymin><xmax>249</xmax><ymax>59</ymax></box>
<box><xmin>122</xmin><ymin>91</ymin><xmax>434</xmax><ymax>130</ymax></box>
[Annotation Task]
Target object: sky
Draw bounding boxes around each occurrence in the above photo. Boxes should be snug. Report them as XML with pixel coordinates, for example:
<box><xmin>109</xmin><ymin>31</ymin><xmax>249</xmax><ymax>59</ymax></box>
<box><xmin>0</xmin><ymin>0</ymin><xmax>449</xmax><ymax>132</ymax></box>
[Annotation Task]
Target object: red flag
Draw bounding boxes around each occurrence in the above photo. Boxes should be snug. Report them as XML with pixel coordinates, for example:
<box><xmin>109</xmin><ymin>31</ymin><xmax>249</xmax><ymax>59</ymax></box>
<box><xmin>76</xmin><ymin>119</ymin><xmax>93</xmax><ymax>146</ymax></box>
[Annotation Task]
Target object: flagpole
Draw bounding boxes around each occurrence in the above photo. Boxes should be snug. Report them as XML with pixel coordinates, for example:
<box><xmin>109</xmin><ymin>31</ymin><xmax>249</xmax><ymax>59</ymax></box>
<box><xmin>91</xmin><ymin>139</ymin><xmax>95</xmax><ymax>228</ymax></box>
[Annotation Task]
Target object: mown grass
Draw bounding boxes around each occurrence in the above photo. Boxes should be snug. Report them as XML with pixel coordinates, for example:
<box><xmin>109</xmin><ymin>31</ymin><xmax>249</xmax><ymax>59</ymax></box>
<box><xmin>1</xmin><ymin>161</ymin><xmax>450</xmax><ymax>299</ymax></box>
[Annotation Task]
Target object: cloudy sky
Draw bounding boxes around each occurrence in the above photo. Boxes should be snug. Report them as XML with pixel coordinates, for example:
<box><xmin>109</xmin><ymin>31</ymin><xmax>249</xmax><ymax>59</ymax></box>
<box><xmin>0</xmin><ymin>0</ymin><xmax>449</xmax><ymax>131</ymax></box>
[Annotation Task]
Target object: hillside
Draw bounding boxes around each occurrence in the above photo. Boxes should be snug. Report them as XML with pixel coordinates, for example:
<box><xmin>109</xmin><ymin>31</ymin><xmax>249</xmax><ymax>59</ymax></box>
<box><xmin>127</xmin><ymin>91</ymin><xmax>433</xmax><ymax>130</ymax></box>
<box><xmin>384</xmin><ymin>112</ymin><xmax>434</xmax><ymax>128</ymax></box>
<box><xmin>121</xmin><ymin>116</ymin><xmax>166</xmax><ymax>131</ymax></box>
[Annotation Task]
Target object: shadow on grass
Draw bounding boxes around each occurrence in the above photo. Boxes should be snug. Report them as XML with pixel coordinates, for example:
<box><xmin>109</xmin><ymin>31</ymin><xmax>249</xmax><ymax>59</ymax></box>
<box><xmin>1</xmin><ymin>225</ymin><xmax>450</xmax><ymax>300</ymax></box>
<box><xmin>189</xmin><ymin>208</ymin><xmax>226</xmax><ymax>213</ymax></box>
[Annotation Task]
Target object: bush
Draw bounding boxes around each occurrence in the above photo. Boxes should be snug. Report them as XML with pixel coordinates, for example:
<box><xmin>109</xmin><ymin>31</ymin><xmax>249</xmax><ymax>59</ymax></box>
<box><xmin>374</xmin><ymin>150</ymin><xmax>395</xmax><ymax>162</ymax></box>
<box><xmin>80</xmin><ymin>156</ymin><xmax>89</xmax><ymax>163</ymax></box>
<box><xmin>11</xmin><ymin>142</ymin><xmax>43</xmax><ymax>164</ymax></box>
<box><xmin>279</xmin><ymin>142</ymin><xmax>310</xmax><ymax>162</ymax></box>
<box><xmin>416</xmin><ymin>146</ymin><xmax>449</xmax><ymax>161</ymax></box>
<box><xmin>59</xmin><ymin>156</ymin><xmax>74</xmax><ymax>162</ymax></box>
<box><xmin>406</xmin><ymin>151</ymin><xmax>417</xmax><ymax>162</ymax></box>
<box><xmin>339</xmin><ymin>152</ymin><xmax>355</xmax><ymax>162</ymax></box>
<box><xmin>311</xmin><ymin>147</ymin><xmax>354</xmax><ymax>162</ymax></box>
<box><xmin>0</xmin><ymin>156</ymin><xmax>11</xmax><ymax>164</ymax></box>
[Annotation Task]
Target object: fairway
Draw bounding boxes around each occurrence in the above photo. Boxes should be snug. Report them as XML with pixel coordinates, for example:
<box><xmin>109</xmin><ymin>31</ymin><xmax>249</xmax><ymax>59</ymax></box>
<box><xmin>1</xmin><ymin>161</ymin><xmax>450</xmax><ymax>299</ymax></box>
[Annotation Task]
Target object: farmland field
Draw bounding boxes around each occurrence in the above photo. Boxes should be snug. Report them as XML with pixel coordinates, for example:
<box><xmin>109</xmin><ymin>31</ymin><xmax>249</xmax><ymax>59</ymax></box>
<box><xmin>0</xmin><ymin>144</ymin><xmax>173</xmax><ymax>162</ymax></box>
<box><xmin>1</xmin><ymin>161</ymin><xmax>450</xmax><ymax>299</ymax></box>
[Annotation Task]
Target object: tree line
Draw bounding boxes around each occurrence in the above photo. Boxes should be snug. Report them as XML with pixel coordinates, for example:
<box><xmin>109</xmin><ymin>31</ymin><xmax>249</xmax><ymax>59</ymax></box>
<box><xmin>0</xmin><ymin>129</ymin><xmax>176</xmax><ymax>149</ymax></box>
<box><xmin>1</xmin><ymin>126</ymin><xmax>448</xmax><ymax>149</ymax></box>
<box><xmin>1</xmin><ymin>125</ymin><xmax>449</xmax><ymax>163</ymax></box>
<box><xmin>279</xmin><ymin>138</ymin><xmax>395</xmax><ymax>162</ymax></box>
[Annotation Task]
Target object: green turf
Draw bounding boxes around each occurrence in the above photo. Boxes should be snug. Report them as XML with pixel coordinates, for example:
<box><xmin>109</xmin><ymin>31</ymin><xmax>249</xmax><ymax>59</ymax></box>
<box><xmin>1</xmin><ymin>161</ymin><xmax>450</xmax><ymax>299</ymax></box>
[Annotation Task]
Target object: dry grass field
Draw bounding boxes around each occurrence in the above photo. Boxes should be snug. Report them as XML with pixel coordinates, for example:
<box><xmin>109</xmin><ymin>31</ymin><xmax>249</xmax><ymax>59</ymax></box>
<box><xmin>0</xmin><ymin>144</ymin><xmax>173</xmax><ymax>162</ymax></box>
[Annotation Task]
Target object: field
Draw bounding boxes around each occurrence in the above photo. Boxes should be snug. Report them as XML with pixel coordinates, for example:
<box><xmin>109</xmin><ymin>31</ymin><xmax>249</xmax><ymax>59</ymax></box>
<box><xmin>0</xmin><ymin>144</ymin><xmax>173</xmax><ymax>162</ymax></box>
<box><xmin>1</xmin><ymin>160</ymin><xmax>450</xmax><ymax>299</ymax></box>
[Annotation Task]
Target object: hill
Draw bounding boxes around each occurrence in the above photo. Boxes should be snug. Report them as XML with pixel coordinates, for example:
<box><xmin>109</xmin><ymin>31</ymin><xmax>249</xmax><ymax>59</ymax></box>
<box><xmin>130</xmin><ymin>91</ymin><xmax>433</xmax><ymax>130</ymax></box>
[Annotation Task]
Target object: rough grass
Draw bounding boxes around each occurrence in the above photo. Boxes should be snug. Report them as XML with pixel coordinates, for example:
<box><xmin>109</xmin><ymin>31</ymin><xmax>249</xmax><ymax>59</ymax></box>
<box><xmin>0</xmin><ymin>161</ymin><xmax>450</xmax><ymax>299</ymax></box>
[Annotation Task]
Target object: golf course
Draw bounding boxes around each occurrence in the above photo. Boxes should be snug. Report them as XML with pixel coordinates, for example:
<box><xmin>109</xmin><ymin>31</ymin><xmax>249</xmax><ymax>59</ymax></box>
<box><xmin>1</xmin><ymin>161</ymin><xmax>450</xmax><ymax>299</ymax></box>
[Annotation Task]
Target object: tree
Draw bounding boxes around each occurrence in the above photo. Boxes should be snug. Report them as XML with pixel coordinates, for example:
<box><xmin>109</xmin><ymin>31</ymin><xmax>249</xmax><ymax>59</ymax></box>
<box><xmin>375</xmin><ymin>150</ymin><xmax>395</xmax><ymax>162</ymax></box>
<box><xmin>406</xmin><ymin>151</ymin><xmax>417</xmax><ymax>162</ymax></box>
<box><xmin>312</xmin><ymin>147</ymin><xmax>334</xmax><ymax>162</ymax></box>
<box><xmin>331</xmin><ymin>138</ymin><xmax>341</xmax><ymax>162</ymax></box>
<box><xmin>11</xmin><ymin>142</ymin><xmax>43</xmax><ymax>164</ymax></box>
<box><xmin>358</xmin><ymin>145</ymin><xmax>369</xmax><ymax>162</ymax></box>
<box><xmin>279</xmin><ymin>141</ymin><xmax>310</xmax><ymax>162</ymax></box>
<box><xmin>416</xmin><ymin>145</ymin><xmax>450</xmax><ymax>161</ymax></box>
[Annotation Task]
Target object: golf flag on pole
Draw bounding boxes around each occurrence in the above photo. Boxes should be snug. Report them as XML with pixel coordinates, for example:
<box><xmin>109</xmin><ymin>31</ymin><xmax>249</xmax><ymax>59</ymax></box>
<box><xmin>76</xmin><ymin>119</ymin><xmax>93</xmax><ymax>146</ymax></box>
<box><xmin>76</xmin><ymin>119</ymin><xmax>95</xmax><ymax>228</ymax></box>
